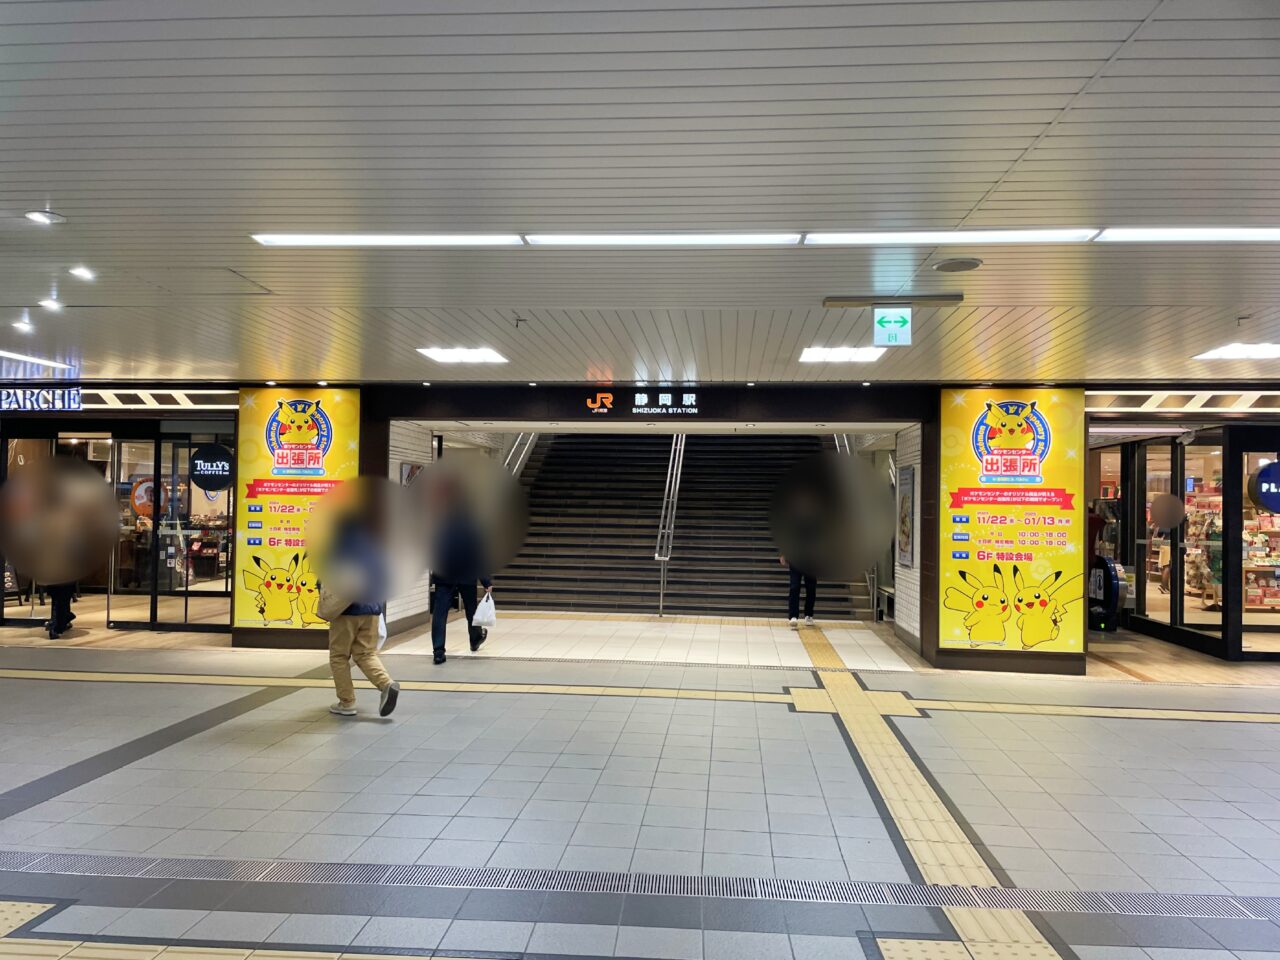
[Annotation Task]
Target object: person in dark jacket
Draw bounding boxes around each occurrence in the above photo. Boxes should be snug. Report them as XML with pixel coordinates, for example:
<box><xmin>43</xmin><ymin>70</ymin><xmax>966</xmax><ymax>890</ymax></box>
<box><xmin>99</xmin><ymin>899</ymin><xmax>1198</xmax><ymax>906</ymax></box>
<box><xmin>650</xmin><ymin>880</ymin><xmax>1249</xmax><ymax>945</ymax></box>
<box><xmin>430</xmin><ymin>481</ymin><xmax>493</xmax><ymax>665</ymax></box>
<box><xmin>327</xmin><ymin>509</ymin><xmax>399</xmax><ymax>717</ymax></box>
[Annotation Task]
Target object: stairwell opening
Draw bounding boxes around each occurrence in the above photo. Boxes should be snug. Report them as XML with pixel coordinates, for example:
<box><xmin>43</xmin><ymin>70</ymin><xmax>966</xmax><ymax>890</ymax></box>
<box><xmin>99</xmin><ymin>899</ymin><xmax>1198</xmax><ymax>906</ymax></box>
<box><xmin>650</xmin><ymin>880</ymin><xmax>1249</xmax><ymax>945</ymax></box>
<box><xmin>411</xmin><ymin>426</ymin><xmax>912</xmax><ymax>626</ymax></box>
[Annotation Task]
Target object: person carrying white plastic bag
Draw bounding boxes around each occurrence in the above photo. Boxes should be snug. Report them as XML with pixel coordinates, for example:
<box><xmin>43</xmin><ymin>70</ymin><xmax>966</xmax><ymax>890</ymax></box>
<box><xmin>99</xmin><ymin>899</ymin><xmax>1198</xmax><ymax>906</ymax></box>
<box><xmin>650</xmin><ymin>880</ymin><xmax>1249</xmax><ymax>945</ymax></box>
<box><xmin>473</xmin><ymin>591</ymin><xmax>497</xmax><ymax>628</ymax></box>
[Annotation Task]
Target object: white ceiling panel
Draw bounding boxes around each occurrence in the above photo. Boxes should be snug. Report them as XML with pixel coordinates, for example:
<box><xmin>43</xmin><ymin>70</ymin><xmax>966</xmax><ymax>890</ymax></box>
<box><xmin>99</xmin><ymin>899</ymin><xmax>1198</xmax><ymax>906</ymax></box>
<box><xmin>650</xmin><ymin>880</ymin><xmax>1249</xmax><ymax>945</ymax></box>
<box><xmin>1</xmin><ymin>0</ymin><xmax>1279</xmax><ymax>384</ymax></box>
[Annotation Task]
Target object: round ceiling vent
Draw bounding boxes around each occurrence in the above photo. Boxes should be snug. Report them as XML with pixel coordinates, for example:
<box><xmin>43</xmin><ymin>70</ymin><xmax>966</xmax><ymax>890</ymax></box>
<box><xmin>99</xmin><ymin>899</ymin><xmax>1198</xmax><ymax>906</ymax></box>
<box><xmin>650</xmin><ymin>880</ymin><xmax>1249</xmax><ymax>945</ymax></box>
<box><xmin>932</xmin><ymin>257</ymin><xmax>983</xmax><ymax>273</ymax></box>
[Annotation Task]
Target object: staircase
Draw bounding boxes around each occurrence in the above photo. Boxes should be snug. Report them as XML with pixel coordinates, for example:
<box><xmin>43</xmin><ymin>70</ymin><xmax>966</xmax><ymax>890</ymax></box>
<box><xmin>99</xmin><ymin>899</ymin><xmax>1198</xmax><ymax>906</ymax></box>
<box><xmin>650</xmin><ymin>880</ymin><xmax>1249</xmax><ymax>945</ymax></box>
<box><xmin>496</xmin><ymin>434</ymin><xmax>669</xmax><ymax>611</ymax></box>
<box><xmin>498</xmin><ymin>433</ymin><xmax>869</xmax><ymax>620</ymax></box>
<box><xmin>662</xmin><ymin>435</ymin><xmax>862</xmax><ymax>619</ymax></box>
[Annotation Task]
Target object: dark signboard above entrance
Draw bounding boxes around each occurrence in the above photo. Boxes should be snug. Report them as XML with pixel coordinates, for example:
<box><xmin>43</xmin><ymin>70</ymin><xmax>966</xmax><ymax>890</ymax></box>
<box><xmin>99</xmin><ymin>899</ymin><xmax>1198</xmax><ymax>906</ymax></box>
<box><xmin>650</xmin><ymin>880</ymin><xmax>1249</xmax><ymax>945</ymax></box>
<box><xmin>0</xmin><ymin>387</ymin><xmax>81</xmax><ymax>412</ymax></box>
<box><xmin>363</xmin><ymin>383</ymin><xmax>937</xmax><ymax>425</ymax></box>
<box><xmin>190</xmin><ymin>443</ymin><xmax>235</xmax><ymax>492</ymax></box>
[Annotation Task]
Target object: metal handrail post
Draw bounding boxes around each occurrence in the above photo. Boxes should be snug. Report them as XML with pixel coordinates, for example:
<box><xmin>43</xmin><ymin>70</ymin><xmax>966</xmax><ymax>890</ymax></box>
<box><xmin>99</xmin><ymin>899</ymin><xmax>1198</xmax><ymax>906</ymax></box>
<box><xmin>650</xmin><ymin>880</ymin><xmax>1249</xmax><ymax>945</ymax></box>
<box><xmin>655</xmin><ymin>434</ymin><xmax>686</xmax><ymax>617</ymax></box>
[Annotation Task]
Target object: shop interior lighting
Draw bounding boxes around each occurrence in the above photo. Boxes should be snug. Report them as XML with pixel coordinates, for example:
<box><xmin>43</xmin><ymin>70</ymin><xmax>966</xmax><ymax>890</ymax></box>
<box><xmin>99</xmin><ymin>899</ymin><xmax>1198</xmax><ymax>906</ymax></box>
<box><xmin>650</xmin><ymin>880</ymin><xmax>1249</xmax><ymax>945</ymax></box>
<box><xmin>525</xmin><ymin>233</ymin><xmax>801</xmax><ymax>246</ymax></box>
<box><xmin>252</xmin><ymin>234</ymin><xmax>524</xmax><ymax>247</ymax></box>
<box><xmin>1089</xmin><ymin>425</ymin><xmax>1200</xmax><ymax>436</ymax></box>
<box><xmin>418</xmin><ymin>347</ymin><xmax>508</xmax><ymax>364</ymax></box>
<box><xmin>24</xmin><ymin>210</ymin><xmax>66</xmax><ymax>225</ymax></box>
<box><xmin>805</xmin><ymin>229</ymin><xmax>1099</xmax><ymax>245</ymax></box>
<box><xmin>68</xmin><ymin>265</ymin><xmax>95</xmax><ymax>280</ymax></box>
<box><xmin>38</xmin><ymin>298</ymin><xmax>62</xmax><ymax>312</ymax></box>
<box><xmin>0</xmin><ymin>348</ymin><xmax>72</xmax><ymax>369</ymax></box>
<box><xmin>799</xmin><ymin>346</ymin><xmax>886</xmax><ymax>363</ymax></box>
<box><xmin>1097</xmin><ymin>228</ymin><xmax>1280</xmax><ymax>243</ymax></box>
<box><xmin>1192</xmin><ymin>343</ymin><xmax>1280</xmax><ymax>360</ymax></box>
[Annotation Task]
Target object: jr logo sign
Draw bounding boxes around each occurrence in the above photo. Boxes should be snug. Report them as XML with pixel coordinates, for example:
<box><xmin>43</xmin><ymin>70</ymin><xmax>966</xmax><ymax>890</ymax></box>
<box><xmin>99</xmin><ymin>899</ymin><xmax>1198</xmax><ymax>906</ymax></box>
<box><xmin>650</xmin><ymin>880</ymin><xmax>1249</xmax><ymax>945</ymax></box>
<box><xmin>586</xmin><ymin>392</ymin><xmax>613</xmax><ymax>413</ymax></box>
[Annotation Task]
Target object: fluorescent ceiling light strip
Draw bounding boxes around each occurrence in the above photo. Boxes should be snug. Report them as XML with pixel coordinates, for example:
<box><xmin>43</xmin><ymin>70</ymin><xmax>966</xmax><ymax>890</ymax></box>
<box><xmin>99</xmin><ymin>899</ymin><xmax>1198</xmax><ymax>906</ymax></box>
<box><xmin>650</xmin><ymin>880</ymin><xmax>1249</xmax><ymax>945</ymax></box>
<box><xmin>417</xmin><ymin>347</ymin><xmax>508</xmax><ymax>363</ymax></box>
<box><xmin>525</xmin><ymin>233</ymin><xmax>801</xmax><ymax>246</ymax></box>
<box><xmin>252</xmin><ymin>234</ymin><xmax>524</xmax><ymax>247</ymax></box>
<box><xmin>0</xmin><ymin>349</ymin><xmax>72</xmax><ymax>370</ymax></box>
<box><xmin>1193</xmin><ymin>343</ymin><xmax>1280</xmax><ymax>360</ymax></box>
<box><xmin>800</xmin><ymin>346</ymin><xmax>886</xmax><ymax>363</ymax></box>
<box><xmin>1097</xmin><ymin>228</ymin><xmax>1280</xmax><ymax>243</ymax></box>
<box><xmin>805</xmin><ymin>229</ymin><xmax>1099</xmax><ymax>245</ymax></box>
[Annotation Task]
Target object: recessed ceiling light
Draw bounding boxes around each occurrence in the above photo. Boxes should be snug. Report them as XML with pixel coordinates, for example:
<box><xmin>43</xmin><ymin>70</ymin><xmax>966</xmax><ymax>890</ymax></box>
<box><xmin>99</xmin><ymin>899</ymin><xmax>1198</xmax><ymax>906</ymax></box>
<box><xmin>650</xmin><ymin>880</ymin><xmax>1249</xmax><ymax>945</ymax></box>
<box><xmin>799</xmin><ymin>346</ymin><xmax>886</xmax><ymax>363</ymax></box>
<box><xmin>862</xmin><ymin>381</ymin><xmax>872</xmax><ymax>387</ymax></box>
<box><xmin>525</xmin><ymin>233</ymin><xmax>801</xmax><ymax>246</ymax></box>
<box><xmin>251</xmin><ymin>233</ymin><xmax>524</xmax><ymax>247</ymax></box>
<box><xmin>0</xmin><ymin>348</ymin><xmax>72</xmax><ymax>370</ymax></box>
<box><xmin>1098</xmin><ymin>228</ymin><xmax>1280</xmax><ymax>243</ymax></box>
<box><xmin>806</xmin><ymin>229</ymin><xmax>1097</xmax><ymax>245</ymax></box>
<box><xmin>1193</xmin><ymin>343</ymin><xmax>1280</xmax><ymax>360</ymax></box>
<box><xmin>38</xmin><ymin>298</ymin><xmax>62</xmax><ymax>312</ymax></box>
<box><xmin>932</xmin><ymin>257</ymin><xmax>983</xmax><ymax>273</ymax></box>
<box><xmin>528</xmin><ymin>382</ymin><xmax>537</xmax><ymax>387</ymax></box>
<box><xmin>746</xmin><ymin>382</ymin><xmax>756</xmax><ymax>387</ymax></box>
<box><xmin>68</xmin><ymin>265</ymin><xmax>95</xmax><ymax>280</ymax></box>
<box><xmin>317</xmin><ymin>380</ymin><xmax>328</xmax><ymax>386</ymax></box>
<box><xmin>265</xmin><ymin>380</ymin><xmax>277</xmax><ymax>386</ymax></box>
<box><xmin>11</xmin><ymin>320</ymin><xmax>33</xmax><ymax>333</ymax></box>
<box><xmin>418</xmin><ymin>347</ymin><xmax>508</xmax><ymax>364</ymax></box>
<box><xmin>422</xmin><ymin>381</ymin><xmax>431</xmax><ymax>386</ymax></box>
<box><xmin>24</xmin><ymin>210</ymin><xmax>66</xmax><ymax>225</ymax></box>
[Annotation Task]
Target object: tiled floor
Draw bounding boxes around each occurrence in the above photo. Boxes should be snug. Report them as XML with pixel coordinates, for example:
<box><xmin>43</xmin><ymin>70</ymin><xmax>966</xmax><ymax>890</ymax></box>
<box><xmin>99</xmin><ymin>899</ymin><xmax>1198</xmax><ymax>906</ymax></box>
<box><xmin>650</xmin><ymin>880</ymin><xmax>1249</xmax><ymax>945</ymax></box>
<box><xmin>5</xmin><ymin>619</ymin><xmax>1280</xmax><ymax>956</ymax></box>
<box><xmin>390</xmin><ymin>612</ymin><xmax>916</xmax><ymax>671</ymax></box>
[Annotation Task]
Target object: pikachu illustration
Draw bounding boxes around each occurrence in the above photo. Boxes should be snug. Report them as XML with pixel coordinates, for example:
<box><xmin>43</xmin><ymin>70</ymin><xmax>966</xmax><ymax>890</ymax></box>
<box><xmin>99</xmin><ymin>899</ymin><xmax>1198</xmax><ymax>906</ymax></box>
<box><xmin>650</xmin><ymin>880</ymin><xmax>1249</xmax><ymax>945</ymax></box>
<box><xmin>1012</xmin><ymin>566</ymin><xmax>1083</xmax><ymax>649</ymax></box>
<box><xmin>943</xmin><ymin>563</ymin><xmax>1011</xmax><ymax>646</ymax></box>
<box><xmin>984</xmin><ymin>400</ymin><xmax>1037</xmax><ymax>451</ymax></box>
<box><xmin>241</xmin><ymin>553</ymin><xmax>300</xmax><ymax>624</ymax></box>
<box><xmin>276</xmin><ymin>399</ymin><xmax>322</xmax><ymax>447</ymax></box>
<box><xmin>294</xmin><ymin>553</ymin><xmax>326</xmax><ymax>625</ymax></box>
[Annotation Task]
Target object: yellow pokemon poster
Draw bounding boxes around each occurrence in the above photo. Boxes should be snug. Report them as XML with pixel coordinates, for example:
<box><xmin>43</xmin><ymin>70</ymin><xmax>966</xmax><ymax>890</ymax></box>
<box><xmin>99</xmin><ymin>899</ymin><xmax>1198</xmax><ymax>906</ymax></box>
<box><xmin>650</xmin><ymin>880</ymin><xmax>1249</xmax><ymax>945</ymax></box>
<box><xmin>939</xmin><ymin>389</ymin><xmax>1085</xmax><ymax>653</ymax></box>
<box><xmin>233</xmin><ymin>388</ymin><xmax>360</xmax><ymax>630</ymax></box>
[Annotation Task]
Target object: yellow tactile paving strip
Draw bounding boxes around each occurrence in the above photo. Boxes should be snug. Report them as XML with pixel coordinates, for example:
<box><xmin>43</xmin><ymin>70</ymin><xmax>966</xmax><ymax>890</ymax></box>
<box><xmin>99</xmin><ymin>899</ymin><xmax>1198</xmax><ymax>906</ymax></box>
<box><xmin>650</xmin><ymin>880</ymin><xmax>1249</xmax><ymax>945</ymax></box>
<box><xmin>0</xmin><ymin>931</ymin><xmax>477</xmax><ymax>959</ymax></box>
<box><xmin>797</xmin><ymin>627</ymin><xmax>1065</xmax><ymax>960</ymax></box>
<box><xmin>0</xmin><ymin>668</ymin><xmax>791</xmax><ymax>706</ymax></box>
<box><xmin>0</xmin><ymin>901</ymin><xmax>55</xmax><ymax>936</ymax></box>
<box><xmin>912</xmin><ymin>697</ymin><xmax>1280</xmax><ymax>724</ymax></box>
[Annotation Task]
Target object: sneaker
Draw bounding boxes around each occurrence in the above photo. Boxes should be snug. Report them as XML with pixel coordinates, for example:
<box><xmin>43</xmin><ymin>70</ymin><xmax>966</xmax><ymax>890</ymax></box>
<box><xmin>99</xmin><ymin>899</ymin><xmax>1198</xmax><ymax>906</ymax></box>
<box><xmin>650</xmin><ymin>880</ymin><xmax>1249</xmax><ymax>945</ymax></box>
<box><xmin>470</xmin><ymin>626</ymin><xmax>488</xmax><ymax>652</ymax></box>
<box><xmin>789</xmin><ymin>617</ymin><xmax>798</xmax><ymax>630</ymax></box>
<box><xmin>329</xmin><ymin>702</ymin><xmax>357</xmax><ymax>717</ymax></box>
<box><xmin>804</xmin><ymin>616</ymin><xmax>815</xmax><ymax>627</ymax></box>
<box><xmin>379</xmin><ymin>680</ymin><xmax>400</xmax><ymax>718</ymax></box>
<box><xmin>433</xmin><ymin>651</ymin><xmax>446</xmax><ymax>665</ymax></box>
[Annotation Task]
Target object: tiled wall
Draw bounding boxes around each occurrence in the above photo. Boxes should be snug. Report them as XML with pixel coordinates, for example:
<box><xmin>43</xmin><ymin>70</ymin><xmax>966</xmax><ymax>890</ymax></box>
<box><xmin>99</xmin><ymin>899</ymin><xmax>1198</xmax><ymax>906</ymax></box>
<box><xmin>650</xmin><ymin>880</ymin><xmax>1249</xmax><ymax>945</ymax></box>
<box><xmin>894</xmin><ymin>424</ymin><xmax>922</xmax><ymax>651</ymax></box>
<box><xmin>386</xmin><ymin>421</ymin><xmax>434</xmax><ymax>628</ymax></box>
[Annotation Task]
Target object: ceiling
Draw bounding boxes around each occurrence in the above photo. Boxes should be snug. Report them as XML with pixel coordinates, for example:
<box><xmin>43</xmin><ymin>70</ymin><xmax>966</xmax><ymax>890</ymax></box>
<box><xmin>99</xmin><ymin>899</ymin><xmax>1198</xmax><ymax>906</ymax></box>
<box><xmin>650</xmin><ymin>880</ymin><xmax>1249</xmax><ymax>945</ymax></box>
<box><xmin>2</xmin><ymin>0</ymin><xmax>1280</xmax><ymax>384</ymax></box>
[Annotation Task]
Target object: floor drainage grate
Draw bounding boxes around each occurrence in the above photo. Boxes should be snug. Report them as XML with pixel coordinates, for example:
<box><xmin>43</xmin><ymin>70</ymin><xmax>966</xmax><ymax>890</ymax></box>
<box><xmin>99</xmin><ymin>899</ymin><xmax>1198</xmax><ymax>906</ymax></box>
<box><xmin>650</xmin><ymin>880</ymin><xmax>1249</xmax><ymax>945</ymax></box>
<box><xmin>7</xmin><ymin>848</ymin><xmax>1280</xmax><ymax>921</ymax></box>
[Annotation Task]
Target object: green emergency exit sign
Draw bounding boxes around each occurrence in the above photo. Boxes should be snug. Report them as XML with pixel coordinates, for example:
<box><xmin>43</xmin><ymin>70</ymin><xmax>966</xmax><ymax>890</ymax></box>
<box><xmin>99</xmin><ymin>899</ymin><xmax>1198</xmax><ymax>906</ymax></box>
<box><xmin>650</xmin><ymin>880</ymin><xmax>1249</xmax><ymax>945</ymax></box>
<box><xmin>873</xmin><ymin>306</ymin><xmax>912</xmax><ymax>346</ymax></box>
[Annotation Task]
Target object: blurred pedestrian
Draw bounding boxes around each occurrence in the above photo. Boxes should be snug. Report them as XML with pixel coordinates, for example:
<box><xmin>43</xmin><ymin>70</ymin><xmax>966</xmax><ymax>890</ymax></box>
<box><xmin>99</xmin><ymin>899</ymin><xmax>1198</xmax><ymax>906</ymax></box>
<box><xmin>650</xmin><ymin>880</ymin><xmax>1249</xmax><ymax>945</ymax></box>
<box><xmin>430</xmin><ymin>477</ymin><xmax>493</xmax><ymax>664</ymax></box>
<box><xmin>327</xmin><ymin>503</ymin><xmax>399</xmax><ymax>718</ymax></box>
<box><xmin>780</xmin><ymin>554</ymin><xmax>816</xmax><ymax>628</ymax></box>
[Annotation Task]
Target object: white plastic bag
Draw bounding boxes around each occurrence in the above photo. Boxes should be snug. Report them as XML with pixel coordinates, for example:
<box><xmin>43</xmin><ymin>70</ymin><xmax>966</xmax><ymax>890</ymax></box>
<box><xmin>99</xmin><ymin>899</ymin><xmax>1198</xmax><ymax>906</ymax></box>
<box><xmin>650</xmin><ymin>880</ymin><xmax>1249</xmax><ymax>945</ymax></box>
<box><xmin>473</xmin><ymin>592</ymin><xmax>497</xmax><ymax>628</ymax></box>
<box><xmin>376</xmin><ymin>612</ymin><xmax>388</xmax><ymax>651</ymax></box>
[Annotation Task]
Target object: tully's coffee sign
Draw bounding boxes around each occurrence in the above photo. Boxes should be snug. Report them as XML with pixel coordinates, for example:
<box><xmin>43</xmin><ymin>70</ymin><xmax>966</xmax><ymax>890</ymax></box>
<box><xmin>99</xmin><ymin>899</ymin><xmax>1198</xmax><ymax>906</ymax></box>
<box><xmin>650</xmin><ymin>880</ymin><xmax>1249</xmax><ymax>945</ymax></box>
<box><xmin>190</xmin><ymin>443</ymin><xmax>234</xmax><ymax>492</ymax></box>
<box><xmin>0</xmin><ymin>387</ymin><xmax>81</xmax><ymax>412</ymax></box>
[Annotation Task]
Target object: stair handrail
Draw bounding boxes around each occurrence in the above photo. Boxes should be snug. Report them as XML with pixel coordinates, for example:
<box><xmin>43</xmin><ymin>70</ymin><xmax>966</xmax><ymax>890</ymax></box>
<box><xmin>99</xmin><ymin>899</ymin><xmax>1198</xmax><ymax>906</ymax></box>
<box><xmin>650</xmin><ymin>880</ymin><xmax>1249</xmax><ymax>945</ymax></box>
<box><xmin>504</xmin><ymin>432</ymin><xmax>539</xmax><ymax>478</ymax></box>
<box><xmin>655</xmin><ymin>433</ymin><xmax>687</xmax><ymax>616</ymax></box>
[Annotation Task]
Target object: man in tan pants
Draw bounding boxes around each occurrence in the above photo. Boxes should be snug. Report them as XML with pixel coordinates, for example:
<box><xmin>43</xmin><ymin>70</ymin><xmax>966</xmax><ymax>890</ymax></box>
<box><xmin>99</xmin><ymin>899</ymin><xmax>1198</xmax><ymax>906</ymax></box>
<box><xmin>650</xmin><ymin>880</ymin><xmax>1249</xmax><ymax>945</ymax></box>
<box><xmin>326</xmin><ymin>504</ymin><xmax>400</xmax><ymax>718</ymax></box>
<box><xmin>329</xmin><ymin>610</ymin><xmax>397</xmax><ymax>717</ymax></box>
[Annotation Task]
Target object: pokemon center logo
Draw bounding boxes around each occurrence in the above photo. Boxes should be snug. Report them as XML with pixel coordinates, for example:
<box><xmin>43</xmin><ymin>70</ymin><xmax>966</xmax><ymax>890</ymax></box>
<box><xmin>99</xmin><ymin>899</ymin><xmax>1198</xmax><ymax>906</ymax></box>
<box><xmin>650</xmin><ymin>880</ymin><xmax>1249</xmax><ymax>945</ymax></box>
<box><xmin>971</xmin><ymin>399</ymin><xmax>1051</xmax><ymax>485</ymax></box>
<box><xmin>265</xmin><ymin>399</ymin><xmax>334</xmax><ymax>476</ymax></box>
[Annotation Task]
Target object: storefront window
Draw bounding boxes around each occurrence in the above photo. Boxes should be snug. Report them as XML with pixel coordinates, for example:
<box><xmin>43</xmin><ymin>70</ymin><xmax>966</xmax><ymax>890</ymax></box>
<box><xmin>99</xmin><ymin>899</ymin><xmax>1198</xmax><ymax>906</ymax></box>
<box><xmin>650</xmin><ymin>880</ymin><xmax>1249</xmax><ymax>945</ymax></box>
<box><xmin>1183</xmin><ymin>444</ymin><xmax>1224</xmax><ymax>633</ymax></box>
<box><xmin>1243</xmin><ymin>451</ymin><xmax>1280</xmax><ymax>653</ymax></box>
<box><xmin>1141</xmin><ymin>444</ymin><xmax>1173</xmax><ymax>624</ymax></box>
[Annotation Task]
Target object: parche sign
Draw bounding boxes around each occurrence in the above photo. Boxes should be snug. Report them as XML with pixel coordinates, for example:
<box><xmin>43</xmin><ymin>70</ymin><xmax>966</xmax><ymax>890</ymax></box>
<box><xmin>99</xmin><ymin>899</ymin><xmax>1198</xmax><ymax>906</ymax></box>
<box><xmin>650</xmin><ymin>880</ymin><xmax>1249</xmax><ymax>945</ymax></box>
<box><xmin>190</xmin><ymin>443</ymin><xmax>234</xmax><ymax>492</ymax></box>
<box><xmin>0</xmin><ymin>387</ymin><xmax>81</xmax><ymax>412</ymax></box>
